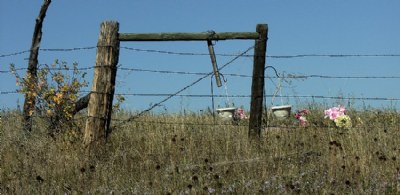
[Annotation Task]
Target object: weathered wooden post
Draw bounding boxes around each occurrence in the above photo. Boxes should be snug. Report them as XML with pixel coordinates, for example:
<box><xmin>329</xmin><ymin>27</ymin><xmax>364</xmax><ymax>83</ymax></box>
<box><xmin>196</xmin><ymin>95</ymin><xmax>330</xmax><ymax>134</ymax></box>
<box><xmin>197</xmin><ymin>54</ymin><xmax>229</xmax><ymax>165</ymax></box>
<box><xmin>249</xmin><ymin>24</ymin><xmax>268</xmax><ymax>140</ymax></box>
<box><xmin>84</xmin><ymin>21</ymin><xmax>120</xmax><ymax>147</ymax></box>
<box><xmin>23</xmin><ymin>0</ymin><xmax>52</xmax><ymax>132</ymax></box>
<box><xmin>207</xmin><ymin>40</ymin><xmax>223</xmax><ymax>87</ymax></box>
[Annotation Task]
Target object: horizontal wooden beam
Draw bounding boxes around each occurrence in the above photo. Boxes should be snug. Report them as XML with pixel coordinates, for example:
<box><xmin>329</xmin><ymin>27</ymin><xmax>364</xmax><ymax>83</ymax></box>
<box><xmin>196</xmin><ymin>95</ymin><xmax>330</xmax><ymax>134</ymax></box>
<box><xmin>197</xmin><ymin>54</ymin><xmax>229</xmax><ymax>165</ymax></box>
<box><xmin>119</xmin><ymin>32</ymin><xmax>259</xmax><ymax>41</ymax></box>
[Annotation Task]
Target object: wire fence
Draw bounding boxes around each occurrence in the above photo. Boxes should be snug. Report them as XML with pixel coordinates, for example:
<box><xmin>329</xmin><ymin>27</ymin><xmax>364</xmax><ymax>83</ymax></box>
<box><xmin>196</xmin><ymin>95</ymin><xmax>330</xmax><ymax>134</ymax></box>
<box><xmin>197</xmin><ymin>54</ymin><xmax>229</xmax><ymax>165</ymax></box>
<box><xmin>2</xmin><ymin>46</ymin><xmax>400</xmax><ymax>59</ymax></box>
<box><xmin>4</xmin><ymin>65</ymin><xmax>400</xmax><ymax>80</ymax></box>
<box><xmin>2</xmin><ymin>45</ymin><xmax>399</xmax><ymax>195</ymax></box>
<box><xmin>2</xmin><ymin>109</ymin><xmax>398</xmax><ymax>129</ymax></box>
<box><xmin>2</xmin><ymin>90</ymin><xmax>400</xmax><ymax>101</ymax></box>
<box><xmin>1</xmin><ymin>45</ymin><xmax>400</xmax><ymax>128</ymax></box>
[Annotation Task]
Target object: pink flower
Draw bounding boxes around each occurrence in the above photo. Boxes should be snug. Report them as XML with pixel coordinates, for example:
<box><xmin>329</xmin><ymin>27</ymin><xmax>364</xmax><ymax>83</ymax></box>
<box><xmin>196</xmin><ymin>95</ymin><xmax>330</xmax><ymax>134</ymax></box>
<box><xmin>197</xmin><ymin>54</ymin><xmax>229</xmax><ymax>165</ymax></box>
<box><xmin>295</xmin><ymin>109</ymin><xmax>310</xmax><ymax>126</ymax></box>
<box><xmin>324</xmin><ymin>105</ymin><xmax>346</xmax><ymax>120</ymax></box>
<box><xmin>234</xmin><ymin>108</ymin><xmax>248</xmax><ymax>120</ymax></box>
<box><xmin>299</xmin><ymin>116</ymin><xmax>307</xmax><ymax>126</ymax></box>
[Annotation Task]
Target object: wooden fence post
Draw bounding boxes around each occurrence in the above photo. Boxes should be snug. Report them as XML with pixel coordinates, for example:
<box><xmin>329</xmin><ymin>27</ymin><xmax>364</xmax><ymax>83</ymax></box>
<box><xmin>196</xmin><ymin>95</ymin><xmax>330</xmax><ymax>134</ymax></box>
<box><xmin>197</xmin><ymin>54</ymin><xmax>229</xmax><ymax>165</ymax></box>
<box><xmin>249</xmin><ymin>24</ymin><xmax>268</xmax><ymax>140</ymax></box>
<box><xmin>84</xmin><ymin>21</ymin><xmax>120</xmax><ymax>147</ymax></box>
<box><xmin>23</xmin><ymin>0</ymin><xmax>52</xmax><ymax>132</ymax></box>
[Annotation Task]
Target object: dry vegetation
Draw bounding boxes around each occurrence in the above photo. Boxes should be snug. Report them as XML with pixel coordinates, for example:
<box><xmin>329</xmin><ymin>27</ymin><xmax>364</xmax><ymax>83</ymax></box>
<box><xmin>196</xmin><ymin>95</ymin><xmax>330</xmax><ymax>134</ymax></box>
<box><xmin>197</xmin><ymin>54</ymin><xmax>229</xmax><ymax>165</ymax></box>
<box><xmin>0</xmin><ymin>108</ymin><xmax>399</xmax><ymax>194</ymax></box>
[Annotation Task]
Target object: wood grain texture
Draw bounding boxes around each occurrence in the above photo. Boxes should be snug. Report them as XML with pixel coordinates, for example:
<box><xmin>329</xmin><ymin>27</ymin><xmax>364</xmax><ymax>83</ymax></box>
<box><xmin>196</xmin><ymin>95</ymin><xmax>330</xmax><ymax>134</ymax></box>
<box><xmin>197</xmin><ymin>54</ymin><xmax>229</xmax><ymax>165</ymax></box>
<box><xmin>249</xmin><ymin>24</ymin><xmax>268</xmax><ymax>140</ymax></box>
<box><xmin>84</xmin><ymin>21</ymin><xmax>120</xmax><ymax>147</ymax></box>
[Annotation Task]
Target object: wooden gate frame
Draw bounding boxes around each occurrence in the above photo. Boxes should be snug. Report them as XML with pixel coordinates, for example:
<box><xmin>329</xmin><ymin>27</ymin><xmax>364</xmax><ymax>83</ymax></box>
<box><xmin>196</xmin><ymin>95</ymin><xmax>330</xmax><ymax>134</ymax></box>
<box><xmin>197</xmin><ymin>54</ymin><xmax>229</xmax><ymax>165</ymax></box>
<box><xmin>84</xmin><ymin>21</ymin><xmax>268</xmax><ymax>146</ymax></box>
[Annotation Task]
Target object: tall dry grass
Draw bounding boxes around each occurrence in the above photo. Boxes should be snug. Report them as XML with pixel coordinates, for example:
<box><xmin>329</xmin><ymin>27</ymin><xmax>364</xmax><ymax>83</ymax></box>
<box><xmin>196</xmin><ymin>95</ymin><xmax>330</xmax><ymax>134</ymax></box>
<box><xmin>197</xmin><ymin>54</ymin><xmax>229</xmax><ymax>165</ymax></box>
<box><xmin>0</xmin><ymin>108</ymin><xmax>399</xmax><ymax>194</ymax></box>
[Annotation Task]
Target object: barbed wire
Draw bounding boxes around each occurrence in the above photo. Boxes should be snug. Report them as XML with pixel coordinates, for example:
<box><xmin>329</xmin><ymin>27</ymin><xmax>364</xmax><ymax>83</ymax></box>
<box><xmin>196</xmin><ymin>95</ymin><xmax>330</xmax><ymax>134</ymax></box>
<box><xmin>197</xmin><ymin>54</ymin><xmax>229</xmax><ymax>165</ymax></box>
<box><xmin>2</xmin><ymin>46</ymin><xmax>400</xmax><ymax>59</ymax></box>
<box><xmin>2</xmin><ymin>46</ymin><xmax>400</xmax><ymax>136</ymax></box>
<box><xmin>2</xmin><ymin>46</ymin><xmax>400</xmax><ymax>126</ymax></box>
<box><xmin>0</xmin><ymin>47</ymin><xmax>96</xmax><ymax>58</ymax></box>
<box><xmin>39</xmin><ymin>46</ymin><xmax>96</xmax><ymax>52</ymax></box>
<box><xmin>0</xmin><ymin>50</ymin><xmax>31</xmax><ymax>58</ymax></box>
<box><xmin>102</xmin><ymin>93</ymin><xmax>400</xmax><ymax>101</ymax></box>
<box><xmin>0</xmin><ymin>65</ymin><xmax>95</xmax><ymax>73</ymax></box>
<box><xmin>112</xmin><ymin>46</ymin><xmax>255</xmax><ymax>128</ymax></box>
<box><xmin>0</xmin><ymin>90</ymin><xmax>19</xmax><ymax>95</ymax></box>
<box><xmin>111</xmin><ymin>120</ymin><xmax>400</xmax><ymax>131</ymax></box>
<box><xmin>268</xmin><ymin>54</ymin><xmax>400</xmax><ymax>58</ymax></box>
<box><xmin>4</xmin><ymin>65</ymin><xmax>400</xmax><ymax>80</ymax></box>
<box><xmin>118</xmin><ymin>67</ymin><xmax>400</xmax><ymax>79</ymax></box>
<box><xmin>272</xmin><ymin>95</ymin><xmax>400</xmax><ymax>101</ymax></box>
<box><xmin>120</xmin><ymin>46</ymin><xmax>400</xmax><ymax>58</ymax></box>
<box><xmin>1</xmin><ymin>112</ymin><xmax>398</xmax><ymax>131</ymax></box>
<box><xmin>109</xmin><ymin>118</ymin><xmax>248</xmax><ymax>127</ymax></box>
<box><xmin>2</xmin><ymin>89</ymin><xmax>400</xmax><ymax>102</ymax></box>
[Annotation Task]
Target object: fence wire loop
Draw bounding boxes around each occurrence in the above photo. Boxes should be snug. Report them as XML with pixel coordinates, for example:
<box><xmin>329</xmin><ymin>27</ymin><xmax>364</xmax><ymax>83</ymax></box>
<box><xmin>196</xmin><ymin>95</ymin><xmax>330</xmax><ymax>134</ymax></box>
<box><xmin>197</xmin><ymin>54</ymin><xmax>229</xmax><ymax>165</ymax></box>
<box><xmin>265</xmin><ymin>65</ymin><xmax>279</xmax><ymax>78</ymax></box>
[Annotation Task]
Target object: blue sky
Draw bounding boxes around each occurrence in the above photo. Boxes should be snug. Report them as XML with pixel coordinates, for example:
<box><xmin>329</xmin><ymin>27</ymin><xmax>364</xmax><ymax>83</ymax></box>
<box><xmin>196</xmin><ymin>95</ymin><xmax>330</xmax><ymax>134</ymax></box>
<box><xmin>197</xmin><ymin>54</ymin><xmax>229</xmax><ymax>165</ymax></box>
<box><xmin>1</xmin><ymin>0</ymin><xmax>400</xmax><ymax>113</ymax></box>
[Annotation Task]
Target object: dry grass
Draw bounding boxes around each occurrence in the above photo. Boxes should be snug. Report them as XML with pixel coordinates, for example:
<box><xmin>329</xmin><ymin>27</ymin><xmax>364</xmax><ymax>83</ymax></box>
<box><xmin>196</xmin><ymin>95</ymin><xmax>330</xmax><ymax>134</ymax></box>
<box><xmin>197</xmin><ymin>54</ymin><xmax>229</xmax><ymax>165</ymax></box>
<box><xmin>0</xmin><ymin>109</ymin><xmax>399</xmax><ymax>194</ymax></box>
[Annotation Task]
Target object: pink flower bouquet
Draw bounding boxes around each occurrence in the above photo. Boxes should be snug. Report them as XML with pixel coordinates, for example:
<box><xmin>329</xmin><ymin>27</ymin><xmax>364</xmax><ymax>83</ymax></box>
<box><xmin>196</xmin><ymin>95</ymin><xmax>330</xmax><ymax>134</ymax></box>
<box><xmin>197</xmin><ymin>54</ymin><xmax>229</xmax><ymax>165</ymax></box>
<box><xmin>324</xmin><ymin>105</ymin><xmax>352</xmax><ymax>129</ymax></box>
<box><xmin>295</xmin><ymin>109</ymin><xmax>310</xmax><ymax>126</ymax></box>
<box><xmin>324</xmin><ymin>105</ymin><xmax>346</xmax><ymax>120</ymax></box>
<box><xmin>234</xmin><ymin>108</ymin><xmax>248</xmax><ymax>120</ymax></box>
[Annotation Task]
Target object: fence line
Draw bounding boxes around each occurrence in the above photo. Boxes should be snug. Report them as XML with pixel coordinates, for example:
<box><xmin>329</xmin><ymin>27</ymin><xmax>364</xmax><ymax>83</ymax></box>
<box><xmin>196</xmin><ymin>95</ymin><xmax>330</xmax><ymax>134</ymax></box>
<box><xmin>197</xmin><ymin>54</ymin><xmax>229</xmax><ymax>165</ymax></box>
<box><xmin>2</xmin><ymin>46</ymin><xmax>400</xmax><ymax>59</ymax></box>
<box><xmin>121</xmin><ymin>46</ymin><xmax>400</xmax><ymax>58</ymax></box>
<box><xmin>2</xmin><ymin>45</ymin><xmax>400</xmax><ymax>128</ymax></box>
<box><xmin>2</xmin><ymin>89</ymin><xmax>400</xmax><ymax>102</ymax></box>
<box><xmin>0</xmin><ymin>91</ymin><xmax>19</xmax><ymax>95</ymax></box>
<box><xmin>1</xmin><ymin>112</ymin><xmax>398</xmax><ymax>130</ymax></box>
<box><xmin>119</xmin><ymin>67</ymin><xmax>400</xmax><ymax>79</ymax></box>
<box><xmin>0</xmin><ymin>65</ymin><xmax>96</xmax><ymax>73</ymax></box>
<box><xmin>112</xmin><ymin>46</ymin><xmax>255</xmax><ymax>128</ymax></box>
<box><xmin>3</xmin><ymin>65</ymin><xmax>400</xmax><ymax>80</ymax></box>
<box><xmin>100</xmin><ymin>93</ymin><xmax>400</xmax><ymax>101</ymax></box>
<box><xmin>0</xmin><ymin>47</ymin><xmax>96</xmax><ymax>58</ymax></box>
<box><xmin>79</xmin><ymin>90</ymin><xmax>400</xmax><ymax>102</ymax></box>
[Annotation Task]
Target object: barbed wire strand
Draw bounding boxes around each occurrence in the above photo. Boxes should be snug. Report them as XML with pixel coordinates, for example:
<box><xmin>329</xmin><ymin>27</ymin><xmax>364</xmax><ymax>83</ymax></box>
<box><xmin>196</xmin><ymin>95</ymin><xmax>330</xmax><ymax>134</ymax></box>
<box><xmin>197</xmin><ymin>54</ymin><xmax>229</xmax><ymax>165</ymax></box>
<box><xmin>120</xmin><ymin>46</ymin><xmax>400</xmax><ymax>58</ymax></box>
<box><xmin>0</xmin><ymin>91</ymin><xmax>19</xmax><ymax>95</ymax></box>
<box><xmin>4</xmin><ymin>65</ymin><xmax>400</xmax><ymax>80</ymax></box>
<box><xmin>108</xmin><ymin>93</ymin><xmax>400</xmax><ymax>101</ymax></box>
<box><xmin>2</xmin><ymin>46</ymin><xmax>400</xmax><ymax>59</ymax></box>
<box><xmin>0</xmin><ymin>47</ymin><xmax>96</xmax><ymax>58</ymax></box>
<box><xmin>2</xmin><ymin>89</ymin><xmax>400</xmax><ymax>102</ymax></box>
<box><xmin>1</xmin><ymin>65</ymin><xmax>95</xmax><ymax>73</ymax></box>
<box><xmin>1</xmin><ymin>111</ymin><xmax>397</xmax><ymax>129</ymax></box>
<box><xmin>119</xmin><ymin>67</ymin><xmax>400</xmax><ymax>79</ymax></box>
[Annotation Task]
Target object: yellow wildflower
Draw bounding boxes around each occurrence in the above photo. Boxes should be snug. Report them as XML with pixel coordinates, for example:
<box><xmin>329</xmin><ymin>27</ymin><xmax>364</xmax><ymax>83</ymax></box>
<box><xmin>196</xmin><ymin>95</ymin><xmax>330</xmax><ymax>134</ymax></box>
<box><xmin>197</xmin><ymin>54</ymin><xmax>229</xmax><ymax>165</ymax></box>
<box><xmin>61</xmin><ymin>85</ymin><xmax>69</xmax><ymax>92</ymax></box>
<box><xmin>53</xmin><ymin>93</ymin><xmax>63</xmax><ymax>105</ymax></box>
<box><xmin>46</xmin><ymin>109</ymin><xmax>53</xmax><ymax>116</ymax></box>
<box><xmin>334</xmin><ymin>115</ymin><xmax>352</xmax><ymax>130</ymax></box>
<box><xmin>69</xmin><ymin>94</ymin><xmax>77</xmax><ymax>102</ymax></box>
<box><xmin>72</xmin><ymin>80</ymin><xmax>80</xmax><ymax>88</ymax></box>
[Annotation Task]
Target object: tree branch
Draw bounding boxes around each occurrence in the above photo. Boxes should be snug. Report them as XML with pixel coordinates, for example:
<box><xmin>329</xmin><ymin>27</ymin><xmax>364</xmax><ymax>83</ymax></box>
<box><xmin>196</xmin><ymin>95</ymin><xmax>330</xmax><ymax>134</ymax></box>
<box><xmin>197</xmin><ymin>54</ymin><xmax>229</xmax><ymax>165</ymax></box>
<box><xmin>73</xmin><ymin>93</ymin><xmax>90</xmax><ymax>115</ymax></box>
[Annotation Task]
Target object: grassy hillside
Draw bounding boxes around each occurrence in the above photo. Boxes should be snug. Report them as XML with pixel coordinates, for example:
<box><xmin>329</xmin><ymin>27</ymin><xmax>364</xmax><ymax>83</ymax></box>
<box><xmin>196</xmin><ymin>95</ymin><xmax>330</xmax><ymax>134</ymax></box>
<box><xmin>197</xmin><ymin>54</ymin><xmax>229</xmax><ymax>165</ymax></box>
<box><xmin>0</xmin><ymin>108</ymin><xmax>399</xmax><ymax>194</ymax></box>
